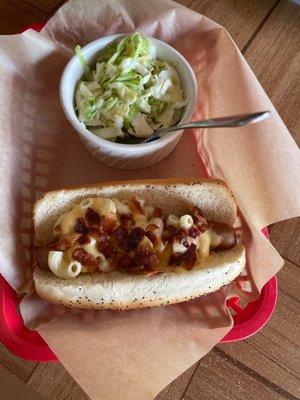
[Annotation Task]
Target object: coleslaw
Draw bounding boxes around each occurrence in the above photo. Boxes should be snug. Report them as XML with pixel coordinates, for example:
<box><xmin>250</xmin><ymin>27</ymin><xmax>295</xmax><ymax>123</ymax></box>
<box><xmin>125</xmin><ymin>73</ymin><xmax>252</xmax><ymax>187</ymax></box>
<box><xmin>75</xmin><ymin>32</ymin><xmax>187</xmax><ymax>143</ymax></box>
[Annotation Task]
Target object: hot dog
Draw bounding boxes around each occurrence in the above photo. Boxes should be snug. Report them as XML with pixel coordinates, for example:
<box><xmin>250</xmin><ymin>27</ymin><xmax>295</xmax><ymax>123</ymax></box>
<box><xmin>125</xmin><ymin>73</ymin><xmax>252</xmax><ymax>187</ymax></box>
<box><xmin>33</xmin><ymin>179</ymin><xmax>245</xmax><ymax>310</ymax></box>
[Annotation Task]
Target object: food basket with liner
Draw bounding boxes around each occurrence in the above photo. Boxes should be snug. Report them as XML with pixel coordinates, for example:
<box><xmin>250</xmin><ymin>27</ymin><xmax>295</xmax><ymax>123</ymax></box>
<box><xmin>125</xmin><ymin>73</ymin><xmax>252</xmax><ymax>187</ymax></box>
<box><xmin>0</xmin><ymin>23</ymin><xmax>278</xmax><ymax>362</ymax></box>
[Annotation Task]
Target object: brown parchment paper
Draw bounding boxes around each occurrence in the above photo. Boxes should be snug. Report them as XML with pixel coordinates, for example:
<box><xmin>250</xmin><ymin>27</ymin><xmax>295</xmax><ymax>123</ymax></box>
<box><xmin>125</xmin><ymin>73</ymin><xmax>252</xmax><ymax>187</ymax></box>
<box><xmin>0</xmin><ymin>0</ymin><xmax>300</xmax><ymax>399</ymax></box>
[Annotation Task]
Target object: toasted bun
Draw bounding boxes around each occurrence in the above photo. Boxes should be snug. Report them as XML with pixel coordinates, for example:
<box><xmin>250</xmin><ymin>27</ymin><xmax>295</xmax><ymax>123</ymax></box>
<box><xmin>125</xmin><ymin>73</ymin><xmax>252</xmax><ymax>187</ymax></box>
<box><xmin>33</xmin><ymin>179</ymin><xmax>245</xmax><ymax>310</ymax></box>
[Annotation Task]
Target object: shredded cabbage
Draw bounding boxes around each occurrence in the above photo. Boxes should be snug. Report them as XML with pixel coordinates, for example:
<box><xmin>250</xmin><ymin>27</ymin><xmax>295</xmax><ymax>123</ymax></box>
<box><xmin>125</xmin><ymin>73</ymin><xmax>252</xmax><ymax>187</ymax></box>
<box><xmin>75</xmin><ymin>32</ymin><xmax>187</xmax><ymax>142</ymax></box>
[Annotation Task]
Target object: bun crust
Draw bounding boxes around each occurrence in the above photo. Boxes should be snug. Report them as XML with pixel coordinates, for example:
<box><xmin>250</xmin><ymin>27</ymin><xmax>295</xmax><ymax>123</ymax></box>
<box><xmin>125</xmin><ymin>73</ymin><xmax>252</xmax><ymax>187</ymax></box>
<box><xmin>33</xmin><ymin>179</ymin><xmax>245</xmax><ymax>310</ymax></box>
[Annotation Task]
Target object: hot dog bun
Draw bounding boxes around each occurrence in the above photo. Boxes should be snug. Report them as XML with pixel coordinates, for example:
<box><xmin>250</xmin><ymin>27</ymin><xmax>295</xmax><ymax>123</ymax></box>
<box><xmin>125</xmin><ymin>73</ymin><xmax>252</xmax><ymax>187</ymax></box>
<box><xmin>33</xmin><ymin>179</ymin><xmax>245</xmax><ymax>310</ymax></box>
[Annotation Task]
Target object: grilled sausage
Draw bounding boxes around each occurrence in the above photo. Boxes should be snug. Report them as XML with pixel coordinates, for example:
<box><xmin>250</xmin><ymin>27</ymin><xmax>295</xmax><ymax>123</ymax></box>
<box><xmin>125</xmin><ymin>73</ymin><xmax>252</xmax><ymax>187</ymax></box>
<box><xmin>35</xmin><ymin>242</ymin><xmax>57</xmax><ymax>270</ymax></box>
<box><xmin>210</xmin><ymin>222</ymin><xmax>237</xmax><ymax>250</ymax></box>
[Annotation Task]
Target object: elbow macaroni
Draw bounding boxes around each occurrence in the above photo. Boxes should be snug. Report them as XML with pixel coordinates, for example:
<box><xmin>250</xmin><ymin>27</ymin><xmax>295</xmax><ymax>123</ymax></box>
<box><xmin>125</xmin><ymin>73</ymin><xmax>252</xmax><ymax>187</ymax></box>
<box><xmin>150</xmin><ymin>217</ymin><xmax>164</xmax><ymax>238</ymax></box>
<box><xmin>144</xmin><ymin>205</ymin><xmax>154</xmax><ymax>217</ymax></box>
<box><xmin>166</xmin><ymin>214</ymin><xmax>180</xmax><ymax>228</ymax></box>
<box><xmin>87</xmin><ymin>197</ymin><xmax>116</xmax><ymax>215</ymax></box>
<box><xmin>179</xmin><ymin>214</ymin><xmax>193</xmax><ymax>230</ymax></box>
<box><xmin>48</xmin><ymin>251</ymin><xmax>82</xmax><ymax>279</ymax></box>
<box><xmin>112</xmin><ymin>198</ymin><xmax>130</xmax><ymax>214</ymax></box>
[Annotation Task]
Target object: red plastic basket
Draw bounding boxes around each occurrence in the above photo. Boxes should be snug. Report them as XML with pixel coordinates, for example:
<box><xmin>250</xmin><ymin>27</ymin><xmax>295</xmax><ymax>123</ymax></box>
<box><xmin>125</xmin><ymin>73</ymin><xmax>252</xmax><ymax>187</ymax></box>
<box><xmin>0</xmin><ymin>24</ymin><xmax>278</xmax><ymax>362</ymax></box>
<box><xmin>0</xmin><ymin>225</ymin><xmax>278</xmax><ymax>363</ymax></box>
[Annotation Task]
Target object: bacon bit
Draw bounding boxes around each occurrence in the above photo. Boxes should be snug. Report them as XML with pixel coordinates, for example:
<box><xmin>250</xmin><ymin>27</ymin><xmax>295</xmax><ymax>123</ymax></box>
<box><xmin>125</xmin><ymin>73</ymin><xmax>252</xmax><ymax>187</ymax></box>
<box><xmin>153</xmin><ymin>207</ymin><xmax>162</xmax><ymax>218</ymax></box>
<box><xmin>58</xmin><ymin>232</ymin><xmax>81</xmax><ymax>250</ymax></box>
<box><xmin>86</xmin><ymin>227</ymin><xmax>101</xmax><ymax>237</ymax></box>
<box><xmin>168</xmin><ymin>228</ymin><xmax>188</xmax><ymax>243</ymax></box>
<box><xmin>135</xmin><ymin>236</ymin><xmax>159</xmax><ymax>269</ymax></box>
<box><xmin>78</xmin><ymin>233</ymin><xmax>91</xmax><ymax>245</ymax></box>
<box><xmin>74</xmin><ymin>218</ymin><xmax>87</xmax><ymax>233</ymax></box>
<box><xmin>97</xmin><ymin>234</ymin><xmax>115</xmax><ymax>258</ymax></box>
<box><xmin>198</xmin><ymin>223</ymin><xmax>209</xmax><ymax>233</ymax></box>
<box><xmin>85</xmin><ymin>207</ymin><xmax>100</xmax><ymax>226</ymax></box>
<box><xmin>130</xmin><ymin>227</ymin><xmax>145</xmax><ymax>248</ymax></box>
<box><xmin>146</xmin><ymin>231</ymin><xmax>160</xmax><ymax>246</ymax></box>
<box><xmin>188</xmin><ymin>226</ymin><xmax>200</xmax><ymax>238</ymax></box>
<box><xmin>129</xmin><ymin>196</ymin><xmax>145</xmax><ymax>215</ymax></box>
<box><xmin>54</xmin><ymin>224</ymin><xmax>61</xmax><ymax>232</ymax></box>
<box><xmin>112</xmin><ymin>252</ymin><xmax>134</xmax><ymax>271</ymax></box>
<box><xmin>146</xmin><ymin>224</ymin><xmax>159</xmax><ymax>232</ymax></box>
<box><xmin>120</xmin><ymin>213</ymin><xmax>134</xmax><ymax>228</ymax></box>
<box><xmin>35</xmin><ymin>242</ymin><xmax>57</xmax><ymax>270</ymax></box>
<box><xmin>72</xmin><ymin>248</ymin><xmax>98</xmax><ymax>272</ymax></box>
<box><xmin>114</xmin><ymin>226</ymin><xmax>131</xmax><ymax>252</ymax></box>
<box><xmin>165</xmin><ymin>224</ymin><xmax>177</xmax><ymax>234</ymax></box>
<box><xmin>169</xmin><ymin>244</ymin><xmax>197</xmax><ymax>270</ymax></box>
<box><xmin>99</xmin><ymin>213</ymin><xmax>118</xmax><ymax>234</ymax></box>
<box><xmin>193</xmin><ymin>207</ymin><xmax>208</xmax><ymax>227</ymax></box>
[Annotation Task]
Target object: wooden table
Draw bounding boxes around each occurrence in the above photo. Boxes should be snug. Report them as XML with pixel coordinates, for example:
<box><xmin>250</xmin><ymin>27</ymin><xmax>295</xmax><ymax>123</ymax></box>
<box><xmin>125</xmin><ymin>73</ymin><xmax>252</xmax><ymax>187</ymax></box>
<box><xmin>1</xmin><ymin>1</ymin><xmax>299</xmax><ymax>399</ymax></box>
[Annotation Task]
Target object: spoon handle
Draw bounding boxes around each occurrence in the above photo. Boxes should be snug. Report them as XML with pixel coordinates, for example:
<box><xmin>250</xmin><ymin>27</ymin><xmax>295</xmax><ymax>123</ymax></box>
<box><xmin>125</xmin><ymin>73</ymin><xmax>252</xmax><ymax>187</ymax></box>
<box><xmin>143</xmin><ymin>111</ymin><xmax>270</xmax><ymax>143</ymax></box>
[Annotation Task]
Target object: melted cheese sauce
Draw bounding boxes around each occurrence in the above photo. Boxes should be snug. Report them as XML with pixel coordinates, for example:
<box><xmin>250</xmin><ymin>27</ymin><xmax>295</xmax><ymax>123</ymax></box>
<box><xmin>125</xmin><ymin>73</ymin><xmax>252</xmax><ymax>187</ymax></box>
<box><xmin>197</xmin><ymin>229</ymin><xmax>221</xmax><ymax>258</ymax></box>
<box><xmin>54</xmin><ymin>198</ymin><xmax>116</xmax><ymax>236</ymax></box>
<box><xmin>54</xmin><ymin>204</ymin><xmax>84</xmax><ymax>236</ymax></box>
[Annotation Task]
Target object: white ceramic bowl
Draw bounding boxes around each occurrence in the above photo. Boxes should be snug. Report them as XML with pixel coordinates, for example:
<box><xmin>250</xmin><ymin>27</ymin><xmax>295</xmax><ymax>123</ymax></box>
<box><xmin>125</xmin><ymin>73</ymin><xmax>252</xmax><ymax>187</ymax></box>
<box><xmin>60</xmin><ymin>34</ymin><xmax>197</xmax><ymax>170</ymax></box>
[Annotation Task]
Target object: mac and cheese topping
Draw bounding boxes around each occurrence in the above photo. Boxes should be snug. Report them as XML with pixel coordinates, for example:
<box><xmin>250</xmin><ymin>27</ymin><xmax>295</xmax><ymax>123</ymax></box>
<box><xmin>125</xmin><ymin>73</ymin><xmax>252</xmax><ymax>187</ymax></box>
<box><xmin>35</xmin><ymin>196</ymin><xmax>238</xmax><ymax>279</ymax></box>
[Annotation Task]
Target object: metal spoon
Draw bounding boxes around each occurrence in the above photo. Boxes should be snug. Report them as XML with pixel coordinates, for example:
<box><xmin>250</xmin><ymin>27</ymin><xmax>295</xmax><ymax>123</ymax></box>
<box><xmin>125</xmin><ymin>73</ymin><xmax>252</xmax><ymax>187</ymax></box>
<box><xmin>142</xmin><ymin>111</ymin><xmax>271</xmax><ymax>143</ymax></box>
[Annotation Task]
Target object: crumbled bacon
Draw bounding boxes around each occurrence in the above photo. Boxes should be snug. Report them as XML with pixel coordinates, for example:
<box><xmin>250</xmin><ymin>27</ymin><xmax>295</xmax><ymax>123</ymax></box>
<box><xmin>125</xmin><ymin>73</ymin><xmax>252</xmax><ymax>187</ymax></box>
<box><xmin>72</xmin><ymin>248</ymin><xmax>98</xmax><ymax>271</ymax></box>
<box><xmin>146</xmin><ymin>224</ymin><xmax>159</xmax><ymax>232</ymax></box>
<box><xmin>130</xmin><ymin>227</ymin><xmax>145</xmax><ymax>248</ymax></box>
<box><xmin>114</xmin><ymin>226</ymin><xmax>131</xmax><ymax>252</ymax></box>
<box><xmin>97</xmin><ymin>234</ymin><xmax>115</xmax><ymax>258</ymax></box>
<box><xmin>188</xmin><ymin>226</ymin><xmax>200</xmax><ymax>238</ymax></box>
<box><xmin>112</xmin><ymin>252</ymin><xmax>134</xmax><ymax>271</ymax></box>
<box><xmin>169</xmin><ymin>244</ymin><xmax>197</xmax><ymax>270</ymax></box>
<box><xmin>58</xmin><ymin>232</ymin><xmax>81</xmax><ymax>250</ymax></box>
<box><xmin>78</xmin><ymin>233</ymin><xmax>91</xmax><ymax>245</ymax></box>
<box><xmin>168</xmin><ymin>228</ymin><xmax>188</xmax><ymax>244</ymax></box>
<box><xmin>135</xmin><ymin>236</ymin><xmax>159</xmax><ymax>269</ymax></box>
<box><xmin>193</xmin><ymin>207</ymin><xmax>208</xmax><ymax>226</ymax></box>
<box><xmin>153</xmin><ymin>207</ymin><xmax>162</xmax><ymax>218</ymax></box>
<box><xmin>85</xmin><ymin>207</ymin><xmax>100</xmax><ymax>226</ymax></box>
<box><xmin>198</xmin><ymin>224</ymin><xmax>209</xmax><ymax>233</ymax></box>
<box><xmin>145</xmin><ymin>224</ymin><xmax>161</xmax><ymax>245</ymax></box>
<box><xmin>120</xmin><ymin>213</ymin><xmax>134</xmax><ymax>228</ymax></box>
<box><xmin>74</xmin><ymin>217</ymin><xmax>87</xmax><ymax>233</ymax></box>
<box><xmin>99</xmin><ymin>213</ymin><xmax>118</xmax><ymax>234</ymax></box>
<box><xmin>146</xmin><ymin>231</ymin><xmax>160</xmax><ymax>246</ymax></box>
<box><xmin>165</xmin><ymin>223</ymin><xmax>177</xmax><ymax>235</ymax></box>
<box><xmin>129</xmin><ymin>196</ymin><xmax>145</xmax><ymax>215</ymax></box>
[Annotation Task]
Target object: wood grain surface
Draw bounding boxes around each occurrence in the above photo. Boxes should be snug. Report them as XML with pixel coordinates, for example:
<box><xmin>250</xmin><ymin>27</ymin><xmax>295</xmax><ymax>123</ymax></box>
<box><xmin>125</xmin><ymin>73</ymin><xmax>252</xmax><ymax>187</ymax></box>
<box><xmin>0</xmin><ymin>1</ymin><xmax>299</xmax><ymax>399</ymax></box>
